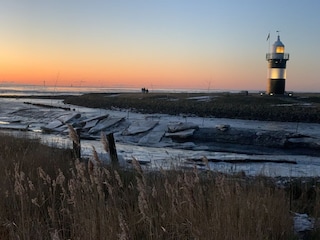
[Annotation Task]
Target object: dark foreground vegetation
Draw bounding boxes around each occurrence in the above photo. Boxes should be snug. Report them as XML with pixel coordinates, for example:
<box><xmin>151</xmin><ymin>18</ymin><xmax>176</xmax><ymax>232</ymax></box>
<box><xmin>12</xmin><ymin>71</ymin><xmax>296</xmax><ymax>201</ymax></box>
<box><xmin>1</xmin><ymin>133</ymin><xmax>320</xmax><ymax>239</ymax></box>
<box><xmin>63</xmin><ymin>92</ymin><xmax>320</xmax><ymax>123</ymax></box>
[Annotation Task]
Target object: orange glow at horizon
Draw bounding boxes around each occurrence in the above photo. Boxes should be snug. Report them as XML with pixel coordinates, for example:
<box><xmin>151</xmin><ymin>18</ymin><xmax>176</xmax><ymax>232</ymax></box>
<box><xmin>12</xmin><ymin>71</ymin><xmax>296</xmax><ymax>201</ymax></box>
<box><xmin>1</xmin><ymin>60</ymin><xmax>171</xmax><ymax>87</ymax></box>
<box><xmin>0</xmin><ymin>38</ymin><xmax>265</xmax><ymax>90</ymax></box>
<box><xmin>0</xmin><ymin>58</ymin><xmax>265</xmax><ymax>90</ymax></box>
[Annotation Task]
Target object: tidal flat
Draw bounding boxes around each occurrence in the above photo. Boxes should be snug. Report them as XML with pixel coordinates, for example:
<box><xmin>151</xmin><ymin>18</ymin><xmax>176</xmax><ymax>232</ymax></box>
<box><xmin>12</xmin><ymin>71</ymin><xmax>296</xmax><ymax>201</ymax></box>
<box><xmin>1</xmin><ymin>91</ymin><xmax>320</xmax><ymax>177</ymax></box>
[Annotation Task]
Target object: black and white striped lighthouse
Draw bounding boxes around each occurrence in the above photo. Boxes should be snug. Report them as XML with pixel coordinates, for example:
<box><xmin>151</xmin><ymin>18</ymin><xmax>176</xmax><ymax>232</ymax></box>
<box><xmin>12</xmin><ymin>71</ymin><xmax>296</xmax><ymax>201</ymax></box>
<box><xmin>266</xmin><ymin>34</ymin><xmax>289</xmax><ymax>95</ymax></box>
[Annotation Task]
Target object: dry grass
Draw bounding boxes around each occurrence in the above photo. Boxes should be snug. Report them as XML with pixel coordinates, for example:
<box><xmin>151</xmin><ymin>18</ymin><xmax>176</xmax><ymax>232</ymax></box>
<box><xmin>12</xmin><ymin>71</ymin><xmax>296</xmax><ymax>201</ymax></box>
<box><xmin>0</xmin><ymin>132</ymin><xmax>320</xmax><ymax>239</ymax></box>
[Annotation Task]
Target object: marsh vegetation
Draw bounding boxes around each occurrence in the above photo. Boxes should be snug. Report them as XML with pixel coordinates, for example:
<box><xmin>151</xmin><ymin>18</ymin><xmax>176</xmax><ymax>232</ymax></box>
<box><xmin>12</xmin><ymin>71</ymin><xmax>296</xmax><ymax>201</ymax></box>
<box><xmin>1</xmin><ymin>133</ymin><xmax>320</xmax><ymax>239</ymax></box>
<box><xmin>64</xmin><ymin>92</ymin><xmax>320</xmax><ymax>123</ymax></box>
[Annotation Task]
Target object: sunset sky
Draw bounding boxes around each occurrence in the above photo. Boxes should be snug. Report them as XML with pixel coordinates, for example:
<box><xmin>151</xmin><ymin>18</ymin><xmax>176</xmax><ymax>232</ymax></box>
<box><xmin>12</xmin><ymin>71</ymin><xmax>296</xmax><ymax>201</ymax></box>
<box><xmin>0</xmin><ymin>1</ymin><xmax>319</xmax><ymax>92</ymax></box>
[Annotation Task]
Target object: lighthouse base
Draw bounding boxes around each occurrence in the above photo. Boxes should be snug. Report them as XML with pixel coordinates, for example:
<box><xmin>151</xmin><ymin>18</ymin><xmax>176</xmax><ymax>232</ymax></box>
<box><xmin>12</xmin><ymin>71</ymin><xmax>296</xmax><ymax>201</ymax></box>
<box><xmin>267</xmin><ymin>79</ymin><xmax>285</xmax><ymax>95</ymax></box>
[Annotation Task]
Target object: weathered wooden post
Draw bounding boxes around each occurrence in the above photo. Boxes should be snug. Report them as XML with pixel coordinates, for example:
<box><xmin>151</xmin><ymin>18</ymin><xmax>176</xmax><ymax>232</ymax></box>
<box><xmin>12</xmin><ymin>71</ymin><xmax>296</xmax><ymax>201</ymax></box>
<box><xmin>107</xmin><ymin>133</ymin><xmax>118</xmax><ymax>166</ymax></box>
<box><xmin>68</xmin><ymin>124</ymin><xmax>82</xmax><ymax>160</ymax></box>
<box><xmin>73</xmin><ymin>128</ymin><xmax>81</xmax><ymax>160</ymax></box>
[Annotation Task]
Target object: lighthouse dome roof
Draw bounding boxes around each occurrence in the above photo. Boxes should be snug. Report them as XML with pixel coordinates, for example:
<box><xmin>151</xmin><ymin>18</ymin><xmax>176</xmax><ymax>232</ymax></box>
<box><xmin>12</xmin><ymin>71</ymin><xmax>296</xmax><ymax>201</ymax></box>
<box><xmin>272</xmin><ymin>35</ymin><xmax>285</xmax><ymax>53</ymax></box>
<box><xmin>273</xmin><ymin>35</ymin><xmax>284</xmax><ymax>47</ymax></box>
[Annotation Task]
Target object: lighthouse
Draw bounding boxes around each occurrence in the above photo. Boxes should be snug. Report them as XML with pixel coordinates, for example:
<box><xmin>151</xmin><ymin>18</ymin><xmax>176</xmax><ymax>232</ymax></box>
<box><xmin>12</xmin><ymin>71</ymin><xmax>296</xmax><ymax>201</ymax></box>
<box><xmin>266</xmin><ymin>34</ymin><xmax>289</xmax><ymax>95</ymax></box>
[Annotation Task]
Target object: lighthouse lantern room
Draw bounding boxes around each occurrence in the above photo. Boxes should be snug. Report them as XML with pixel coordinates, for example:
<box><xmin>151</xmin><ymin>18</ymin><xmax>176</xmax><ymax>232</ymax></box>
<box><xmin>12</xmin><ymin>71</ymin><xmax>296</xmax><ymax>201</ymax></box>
<box><xmin>266</xmin><ymin>34</ymin><xmax>289</xmax><ymax>95</ymax></box>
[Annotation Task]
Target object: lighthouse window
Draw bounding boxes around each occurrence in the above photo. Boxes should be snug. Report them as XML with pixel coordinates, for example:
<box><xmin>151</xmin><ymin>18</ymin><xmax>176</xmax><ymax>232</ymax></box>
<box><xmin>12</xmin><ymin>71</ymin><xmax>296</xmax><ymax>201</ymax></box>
<box><xmin>276</xmin><ymin>46</ymin><xmax>284</xmax><ymax>53</ymax></box>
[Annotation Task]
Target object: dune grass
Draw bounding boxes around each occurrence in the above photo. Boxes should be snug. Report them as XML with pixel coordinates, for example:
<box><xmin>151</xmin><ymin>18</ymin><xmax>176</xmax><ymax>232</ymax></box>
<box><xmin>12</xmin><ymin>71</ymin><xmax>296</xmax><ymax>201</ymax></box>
<box><xmin>0</xmin><ymin>132</ymin><xmax>320</xmax><ymax>239</ymax></box>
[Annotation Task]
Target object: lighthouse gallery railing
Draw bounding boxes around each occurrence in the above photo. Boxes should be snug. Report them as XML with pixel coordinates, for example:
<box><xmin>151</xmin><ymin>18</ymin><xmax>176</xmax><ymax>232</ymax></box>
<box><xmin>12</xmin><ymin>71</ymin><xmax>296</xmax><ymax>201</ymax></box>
<box><xmin>266</xmin><ymin>53</ymin><xmax>289</xmax><ymax>60</ymax></box>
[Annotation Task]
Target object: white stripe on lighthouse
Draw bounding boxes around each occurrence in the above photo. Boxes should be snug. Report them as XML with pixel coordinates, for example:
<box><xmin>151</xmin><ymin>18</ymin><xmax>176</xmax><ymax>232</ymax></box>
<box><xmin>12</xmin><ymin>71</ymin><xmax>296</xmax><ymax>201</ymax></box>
<box><xmin>268</xmin><ymin>68</ymin><xmax>286</xmax><ymax>79</ymax></box>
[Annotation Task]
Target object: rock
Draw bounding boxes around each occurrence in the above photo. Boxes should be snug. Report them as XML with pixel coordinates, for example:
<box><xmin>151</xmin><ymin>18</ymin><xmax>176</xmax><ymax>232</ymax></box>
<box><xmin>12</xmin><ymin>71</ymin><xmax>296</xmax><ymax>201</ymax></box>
<box><xmin>122</xmin><ymin>120</ymin><xmax>158</xmax><ymax>136</ymax></box>
<box><xmin>167</xmin><ymin>122</ymin><xmax>199</xmax><ymax>133</ymax></box>
<box><xmin>58</xmin><ymin>113</ymin><xmax>81</xmax><ymax>123</ymax></box>
<box><xmin>0</xmin><ymin>123</ymin><xmax>29</xmax><ymax>131</ymax></box>
<box><xmin>215</xmin><ymin>124</ymin><xmax>230</xmax><ymax>132</ymax></box>
<box><xmin>293</xmin><ymin>212</ymin><xmax>315</xmax><ymax>239</ymax></box>
<box><xmin>41</xmin><ymin>120</ymin><xmax>63</xmax><ymax>133</ymax></box>
<box><xmin>79</xmin><ymin>114</ymin><xmax>109</xmax><ymax>124</ymax></box>
<box><xmin>138</xmin><ymin>123</ymin><xmax>167</xmax><ymax>145</ymax></box>
<box><xmin>287</xmin><ymin>137</ymin><xmax>320</xmax><ymax>149</ymax></box>
<box><xmin>89</xmin><ymin>117</ymin><xmax>124</xmax><ymax>134</ymax></box>
<box><xmin>83</xmin><ymin>119</ymin><xmax>99</xmax><ymax>130</ymax></box>
<box><xmin>165</xmin><ymin>129</ymin><xmax>196</xmax><ymax>139</ymax></box>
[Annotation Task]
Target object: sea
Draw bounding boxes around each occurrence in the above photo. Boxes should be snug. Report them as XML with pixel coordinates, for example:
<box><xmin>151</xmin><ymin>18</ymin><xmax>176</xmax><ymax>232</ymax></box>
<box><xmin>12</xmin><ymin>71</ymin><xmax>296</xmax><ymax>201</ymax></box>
<box><xmin>0</xmin><ymin>84</ymin><xmax>247</xmax><ymax>96</ymax></box>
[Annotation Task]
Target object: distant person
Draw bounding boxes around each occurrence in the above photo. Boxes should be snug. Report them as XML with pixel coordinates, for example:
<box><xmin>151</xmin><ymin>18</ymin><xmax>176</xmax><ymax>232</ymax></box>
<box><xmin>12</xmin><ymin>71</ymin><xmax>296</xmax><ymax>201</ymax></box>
<box><xmin>141</xmin><ymin>87</ymin><xmax>149</xmax><ymax>94</ymax></box>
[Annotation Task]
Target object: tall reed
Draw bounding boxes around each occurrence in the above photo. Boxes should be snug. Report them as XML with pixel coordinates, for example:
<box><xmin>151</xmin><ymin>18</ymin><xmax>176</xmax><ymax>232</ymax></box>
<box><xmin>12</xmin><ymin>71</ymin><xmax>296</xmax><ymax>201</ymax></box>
<box><xmin>0</xmin><ymin>132</ymin><xmax>319</xmax><ymax>239</ymax></box>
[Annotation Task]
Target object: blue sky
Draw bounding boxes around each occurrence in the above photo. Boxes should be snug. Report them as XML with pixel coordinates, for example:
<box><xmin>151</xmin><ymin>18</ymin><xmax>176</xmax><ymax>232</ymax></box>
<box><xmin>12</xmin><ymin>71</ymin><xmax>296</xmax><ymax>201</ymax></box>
<box><xmin>0</xmin><ymin>0</ymin><xmax>319</xmax><ymax>91</ymax></box>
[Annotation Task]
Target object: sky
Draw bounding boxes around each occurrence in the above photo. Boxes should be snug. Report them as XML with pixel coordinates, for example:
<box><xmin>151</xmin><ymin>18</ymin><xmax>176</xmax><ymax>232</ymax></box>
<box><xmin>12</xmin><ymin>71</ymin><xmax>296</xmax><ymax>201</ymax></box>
<box><xmin>0</xmin><ymin>1</ymin><xmax>319</xmax><ymax>92</ymax></box>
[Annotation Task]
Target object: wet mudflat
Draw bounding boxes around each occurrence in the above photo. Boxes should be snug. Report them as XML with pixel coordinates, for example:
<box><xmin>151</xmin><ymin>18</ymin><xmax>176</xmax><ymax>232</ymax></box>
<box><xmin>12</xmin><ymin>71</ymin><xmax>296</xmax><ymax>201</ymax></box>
<box><xmin>1</xmin><ymin>92</ymin><xmax>320</xmax><ymax>177</ymax></box>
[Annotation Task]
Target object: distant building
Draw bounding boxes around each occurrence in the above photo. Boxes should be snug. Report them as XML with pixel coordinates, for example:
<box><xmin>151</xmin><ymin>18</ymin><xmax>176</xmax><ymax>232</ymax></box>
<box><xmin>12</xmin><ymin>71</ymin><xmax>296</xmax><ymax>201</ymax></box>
<box><xmin>266</xmin><ymin>34</ymin><xmax>289</xmax><ymax>95</ymax></box>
